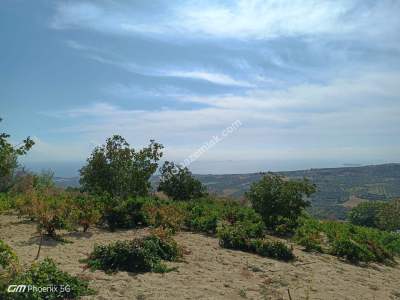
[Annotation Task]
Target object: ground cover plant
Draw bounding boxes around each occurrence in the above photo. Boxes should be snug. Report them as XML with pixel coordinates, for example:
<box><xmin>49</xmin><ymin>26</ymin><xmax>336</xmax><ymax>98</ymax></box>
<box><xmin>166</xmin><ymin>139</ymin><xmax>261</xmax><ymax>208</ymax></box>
<box><xmin>143</xmin><ymin>202</ymin><xmax>187</xmax><ymax>233</ymax></box>
<box><xmin>184</xmin><ymin>197</ymin><xmax>264</xmax><ymax>234</ymax></box>
<box><xmin>86</xmin><ymin>229</ymin><xmax>182</xmax><ymax>273</ymax></box>
<box><xmin>294</xmin><ymin>216</ymin><xmax>400</xmax><ymax>264</ymax></box>
<box><xmin>0</xmin><ymin>193</ymin><xmax>14</xmax><ymax>213</ymax></box>
<box><xmin>0</xmin><ymin>258</ymin><xmax>94</xmax><ymax>300</ymax></box>
<box><xmin>0</xmin><ymin>239</ymin><xmax>18</xmax><ymax>276</ymax></box>
<box><xmin>69</xmin><ymin>192</ymin><xmax>102</xmax><ymax>232</ymax></box>
<box><xmin>103</xmin><ymin>196</ymin><xmax>155</xmax><ymax>230</ymax></box>
<box><xmin>217</xmin><ymin>222</ymin><xmax>294</xmax><ymax>261</ymax></box>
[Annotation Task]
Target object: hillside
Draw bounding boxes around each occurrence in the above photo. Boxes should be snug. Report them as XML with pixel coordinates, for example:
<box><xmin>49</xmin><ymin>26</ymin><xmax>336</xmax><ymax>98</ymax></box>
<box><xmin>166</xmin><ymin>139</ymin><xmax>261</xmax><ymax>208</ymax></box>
<box><xmin>1</xmin><ymin>213</ymin><xmax>399</xmax><ymax>300</ymax></box>
<box><xmin>54</xmin><ymin>163</ymin><xmax>400</xmax><ymax>220</ymax></box>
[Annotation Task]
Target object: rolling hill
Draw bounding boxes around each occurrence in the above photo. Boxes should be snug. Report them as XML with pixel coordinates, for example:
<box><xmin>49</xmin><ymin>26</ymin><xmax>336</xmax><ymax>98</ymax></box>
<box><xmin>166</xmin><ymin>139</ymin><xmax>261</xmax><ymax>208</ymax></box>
<box><xmin>54</xmin><ymin>163</ymin><xmax>400</xmax><ymax>220</ymax></box>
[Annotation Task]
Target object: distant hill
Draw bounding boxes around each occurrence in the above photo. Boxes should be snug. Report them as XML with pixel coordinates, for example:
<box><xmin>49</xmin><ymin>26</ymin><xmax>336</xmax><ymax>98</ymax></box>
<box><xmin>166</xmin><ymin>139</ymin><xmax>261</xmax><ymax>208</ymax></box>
<box><xmin>54</xmin><ymin>163</ymin><xmax>400</xmax><ymax>220</ymax></box>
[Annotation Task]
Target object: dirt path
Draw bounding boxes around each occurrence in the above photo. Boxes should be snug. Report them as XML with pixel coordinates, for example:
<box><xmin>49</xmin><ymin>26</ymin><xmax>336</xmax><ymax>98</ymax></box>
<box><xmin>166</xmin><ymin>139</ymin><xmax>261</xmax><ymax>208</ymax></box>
<box><xmin>1</xmin><ymin>213</ymin><xmax>399</xmax><ymax>300</ymax></box>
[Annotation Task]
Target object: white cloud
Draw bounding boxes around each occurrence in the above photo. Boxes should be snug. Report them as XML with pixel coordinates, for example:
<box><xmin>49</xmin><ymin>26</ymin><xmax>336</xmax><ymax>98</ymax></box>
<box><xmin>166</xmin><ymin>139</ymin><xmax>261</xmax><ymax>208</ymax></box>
<box><xmin>43</xmin><ymin>70</ymin><xmax>400</xmax><ymax>165</ymax></box>
<box><xmin>165</xmin><ymin>70</ymin><xmax>254</xmax><ymax>87</ymax></box>
<box><xmin>52</xmin><ymin>0</ymin><xmax>400</xmax><ymax>43</ymax></box>
<box><xmin>69</xmin><ymin>49</ymin><xmax>254</xmax><ymax>87</ymax></box>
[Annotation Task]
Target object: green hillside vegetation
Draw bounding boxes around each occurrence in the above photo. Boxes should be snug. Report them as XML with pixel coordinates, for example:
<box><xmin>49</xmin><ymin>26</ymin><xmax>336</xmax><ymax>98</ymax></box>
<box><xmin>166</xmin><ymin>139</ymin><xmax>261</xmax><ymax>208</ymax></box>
<box><xmin>55</xmin><ymin>163</ymin><xmax>400</xmax><ymax>221</ymax></box>
<box><xmin>1</xmin><ymin>123</ymin><xmax>400</xmax><ymax>299</ymax></box>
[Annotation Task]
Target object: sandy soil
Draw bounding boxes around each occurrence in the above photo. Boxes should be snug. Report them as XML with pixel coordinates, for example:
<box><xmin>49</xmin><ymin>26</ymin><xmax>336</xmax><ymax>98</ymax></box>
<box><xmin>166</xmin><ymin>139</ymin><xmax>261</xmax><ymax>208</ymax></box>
<box><xmin>1</xmin><ymin>213</ymin><xmax>400</xmax><ymax>300</ymax></box>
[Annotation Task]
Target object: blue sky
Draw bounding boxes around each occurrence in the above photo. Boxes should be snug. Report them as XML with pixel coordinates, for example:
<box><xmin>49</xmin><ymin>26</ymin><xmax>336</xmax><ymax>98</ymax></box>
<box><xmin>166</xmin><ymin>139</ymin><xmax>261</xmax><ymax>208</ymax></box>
<box><xmin>1</xmin><ymin>0</ymin><xmax>400</xmax><ymax>176</ymax></box>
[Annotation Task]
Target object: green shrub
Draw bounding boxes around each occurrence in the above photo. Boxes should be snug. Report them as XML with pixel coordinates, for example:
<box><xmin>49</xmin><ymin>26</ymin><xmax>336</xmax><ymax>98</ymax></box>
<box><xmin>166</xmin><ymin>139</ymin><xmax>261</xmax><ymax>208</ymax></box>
<box><xmin>185</xmin><ymin>198</ymin><xmax>265</xmax><ymax>235</ymax></box>
<box><xmin>330</xmin><ymin>239</ymin><xmax>374</xmax><ymax>264</ymax></box>
<box><xmin>294</xmin><ymin>217</ymin><xmax>400</xmax><ymax>264</ymax></box>
<box><xmin>294</xmin><ymin>217</ymin><xmax>324</xmax><ymax>252</ymax></box>
<box><xmin>217</xmin><ymin>223</ymin><xmax>250</xmax><ymax>250</ymax></box>
<box><xmin>250</xmin><ymin>239</ymin><xmax>295</xmax><ymax>261</ymax></box>
<box><xmin>0</xmin><ymin>258</ymin><xmax>93</xmax><ymax>300</ymax></box>
<box><xmin>185</xmin><ymin>198</ymin><xmax>222</xmax><ymax>233</ymax></box>
<box><xmin>70</xmin><ymin>192</ymin><xmax>102</xmax><ymax>232</ymax></box>
<box><xmin>0</xmin><ymin>193</ymin><xmax>14</xmax><ymax>213</ymax></box>
<box><xmin>15</xmin><ymin>188</ymin><xmax>74</xmax><ymax>237</ymax></box>
<box><xmin>86</xmin><ymin>230</ymin><xmax>182</xmax><ymax>273</ymax></box>
<box><xmin>347</xmin><ymin>199</ymin><xmax>400</xmax><ymax>232</ymax></box>
<box><xmin>144</xmin><ymin>203</ymin><xmax>187</xmax><ymax>233</ymax></box>
<box><xmin>348</xmin><ymin>201</ymin><xmax>386</xmax><ymax>228</ymax></box>
<box><xmin>376</xmin><ymin>198</ymin><xmax>400</xmax><ymax>231</ymax></box>
<box><xmin>217</xmin><ymin>223</ymin><xmax>294</xmax><ymax>261</ymax></box>
<box><xmin>104</xmin><ymin>197</ymin><xmax>153</xmax><ymax>230</ymax></box>
<box><xmin>0</xmin><ymin>240</ymin><xmax>18</xmax><ymax>271</ymax></box>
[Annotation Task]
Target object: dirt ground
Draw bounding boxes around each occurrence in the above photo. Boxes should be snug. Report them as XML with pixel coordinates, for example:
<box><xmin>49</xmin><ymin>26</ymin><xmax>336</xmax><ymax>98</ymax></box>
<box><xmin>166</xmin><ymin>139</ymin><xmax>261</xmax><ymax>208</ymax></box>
<box><xmin>1</xmin><ymin>213</ymin><xmax>400</xmax><ymax>300</ymax></box>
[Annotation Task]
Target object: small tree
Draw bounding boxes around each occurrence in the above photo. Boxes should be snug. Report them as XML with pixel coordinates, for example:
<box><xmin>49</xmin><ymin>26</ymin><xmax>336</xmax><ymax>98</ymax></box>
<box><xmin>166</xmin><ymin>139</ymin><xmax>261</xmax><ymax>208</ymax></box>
<box><xmin>377</xmin><ymin>198</ymin><xmax>400</xmax><ymax>231</ymax></box>
<box><xmin>246</xmin><ymin>173</ymin><xmax>316</xmax><ymax>229</ymax></box>
<box><xmin>16</xmin><ymin>188</ymin><xmax>75</xmax><ymax>259</ymax></box>
<box><xmin>157</xmin><ymin>161</ymin><xmax>207</xmax><ymax>201</ymax></box>
<box><xmin>70</xmin><ymin>192</ymin><xmax>102</xmax><ymax>232</ymax></box>
<box><xmin>80</xmin><ymin>135</ymin><xmax>163</xmax><ymax>198</ymax></box>
<box><xmin>348</xmin><ymin>201</ymin><xmax>386</xmax><ymax>228</ymax></box>
<box><xmin>0</xmin><ymin>118</ymin><xmax>34</xmax><ymax>192</ymax></box>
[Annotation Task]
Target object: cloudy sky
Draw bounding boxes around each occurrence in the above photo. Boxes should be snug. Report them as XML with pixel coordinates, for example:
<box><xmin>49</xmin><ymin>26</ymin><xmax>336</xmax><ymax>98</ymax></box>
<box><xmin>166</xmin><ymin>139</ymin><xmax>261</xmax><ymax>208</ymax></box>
<box><xmin>1</xmin><ymin>0</ymin><xmax>400</xmax><ymax>176</ymax></box>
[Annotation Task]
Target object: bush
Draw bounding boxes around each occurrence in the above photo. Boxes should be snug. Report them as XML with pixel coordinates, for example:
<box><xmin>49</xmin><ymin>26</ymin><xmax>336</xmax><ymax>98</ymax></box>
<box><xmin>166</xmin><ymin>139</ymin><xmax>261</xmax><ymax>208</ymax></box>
<box><xmin>217</xmin><ymin>223</ymin><xmax>294</xmax><ymax>261</ymax></box>
<box><xmin>217</xmin><ymin>222</ymin><xmax>251</xmax><ymax>250</ymax></box>
<box><xmin>86</xmin><ymin>230</ymin><xmax>182</xmax><ymax>273</ymax></box>
<box><xmin>0</xmin><ymin>258</ymin><xmax>93</xmax><ymax>300</ymax></box>
<box><xmin>104</xmin><ymin>197</ymin><xmax>152</xmax><ymax>230</ymax></box>
<box><xmin>0</xmin><ymin>240</ymin><xmax>18</xmax><ymax>271</ymax></box>
<box><xmin>0</xmin><ymin>193</ymin><xmax>14</xmax><ymax>213</ymax></box>
<box><xmin>294</xmin><ymin>217</ymin><xmax>324</xmax><ymax>252</ymax></box>
<box><xmin>348</xmin><ymin>201</ymin><xmax>386</xmax><ymax>228</ymax></box>
<box><xmin>246</xmin><ymin>173</ymin><xmax>315</xmax><ymax>229</ymax></box>
<box><xmin>70</xmin><ymin>192</ymin><xmax>102</xmax><ymax>232</ymax></box>
<box><xmin>294</xmin><ymin>217</ymin><xmax>400</xmax><ymax>264</ymax></box>
<box><xmin>250</xmin><ymin>239</ymin><xmax>295</xmax><ymax>261</ymax></box>
<box><xmin>185</xmin><ymin>198</ymin><xmax>265</xmax><ymax>235</ymax></box>
<box><xmin>157</xmin><ymin>161</ymin><xmax>207</xmax><ymax>201</ymax></box>
<box><xmin>376</xmin><ymin>198</ymin><xmax>400</xmax><ymax>232</ymax></box>
<box><xmin>144</xmin><ymin>203</ymin><xmax>187</xmax><ymax>233</ymax></box>
<box><xmin>348</xmin><ymin>199</ymin><xmax>400</xmax><ymax>232</ymax></box>
<box><xmin>15</xmin><ymin>188</ymin><xmax>73</xmax><ymax>237</ymax></box>
<box><xmin>185</xmin><ymin>200</ymin><xmax>221</xmax><ymax>233</ymax></box>
<box><xmin>330</xmin><ymin>239</ymin><xmax>374</xmax><ymax>264</ymax></box>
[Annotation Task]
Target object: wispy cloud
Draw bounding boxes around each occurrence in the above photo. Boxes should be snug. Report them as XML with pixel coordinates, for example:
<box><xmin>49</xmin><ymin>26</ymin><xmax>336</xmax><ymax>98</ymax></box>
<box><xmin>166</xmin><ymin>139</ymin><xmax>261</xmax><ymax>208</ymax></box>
<box><xmin>52</xmin><ymin>0</ymin><xmax>400</xmax><ymax>44</ymax></box>
<box><xmin>65</xmin><ymin>42</ymin><xmax>255</xmax><ymax>87</ymax></box>
<box><xmin>165</xmin><ymin>70</ymin><xmax>254</xmax><ymax>87</ymax></box>
<box><xmin>43</xmin><ymin>69</ymin><xmax>400</xmax><ymax>163</ymax></box>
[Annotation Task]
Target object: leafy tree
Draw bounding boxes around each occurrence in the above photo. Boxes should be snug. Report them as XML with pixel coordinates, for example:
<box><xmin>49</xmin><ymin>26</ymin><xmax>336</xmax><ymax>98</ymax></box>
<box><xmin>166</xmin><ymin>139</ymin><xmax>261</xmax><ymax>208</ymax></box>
<box><xmin>157</xmin><ymin>161</ymin><xmax>207</xmax><ymax>201</ymax></box>
<box><xmin>246</xmin><ymin>173</ymin><xmax>316</xmax><ymax>229</ymax></box>
<box><xmin>348</xmin><ymin>201</ymin><xmax>386</xmax><ymax>228</ymax></box>
<box><xmin>348</xmin><ymin>199</ymin><xmax>400</xmax><ymax>231</ymax></box>
<box><xmin>0</xmin><ymin>118</ymin><xmax>34</xmax><ymax>192</ymax></box>
<box><xmin>377</xmin><ymin>198</ymin><xmax>400</xmax><ymax>231</ymax></box>
<box><xmin>80</xmin><ymin>135</ymin><xmax>163</xmax><ymax>198</ymax></box>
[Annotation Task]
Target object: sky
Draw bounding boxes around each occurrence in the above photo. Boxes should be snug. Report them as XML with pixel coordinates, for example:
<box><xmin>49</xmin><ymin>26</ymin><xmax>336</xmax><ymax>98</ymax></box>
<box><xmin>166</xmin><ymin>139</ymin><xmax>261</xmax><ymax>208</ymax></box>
<box><xmin>1</xmin><ymin>0</ymin><xmax>400</xmax><ymax>176</ymax></box>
